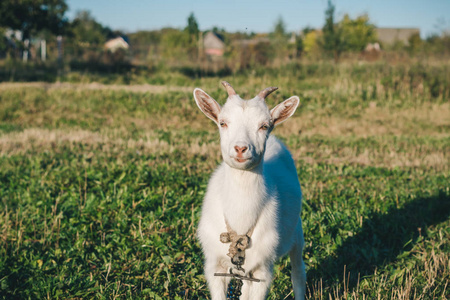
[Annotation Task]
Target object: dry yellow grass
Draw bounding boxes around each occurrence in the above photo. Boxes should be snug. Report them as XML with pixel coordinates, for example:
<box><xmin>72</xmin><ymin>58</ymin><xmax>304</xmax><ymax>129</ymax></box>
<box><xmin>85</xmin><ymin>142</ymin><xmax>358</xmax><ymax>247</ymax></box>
<box><xmin>0</xmin><ymin>84</ymin><xmax>448</xmax><ymax>172</ymax></box>
<box><xmin>0</xmin><ymin>82</ymin><xmax>192</xmax><ymax>93</ymax></box>
<box><xmin>277</xmin><ymin>103</ymin><xmax>450</xmax><ymax>138</ymax></box>
<box><xmin>1</xmin><ymin>127</ymin><xmax>447</xmax><ymax>171</ymax></box>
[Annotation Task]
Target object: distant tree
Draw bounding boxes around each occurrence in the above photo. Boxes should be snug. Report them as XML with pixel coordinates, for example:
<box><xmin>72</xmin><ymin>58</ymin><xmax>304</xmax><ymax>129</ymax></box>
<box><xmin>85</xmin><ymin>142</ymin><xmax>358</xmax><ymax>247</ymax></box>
<box><xmin>273</xmin><ymin>16</ymin><xmax>287</xmax><ymax>38</ymax></box>
<box><xmin>0</xmin><ymin>0</ymin><xmax>68</xmax><ymax>39</ymax></box>
<box><xmin>70</xmin><ymin>11</ymin><xmax>112</xmax><ymax>45</ymax></box>
<box><xmin>185</xmin><ymin>13</ymin><xmax>199</xmax><ymax>37</ymax></box>
<box><xmin>128</xmin><ymin>30</ymin><xmax>161</xmax><ymax>45</ymax></box>
<box><xmin>321</xmin><ymin>0</ymin><xmax>344</xmax><ymax>62</ymax></box>
<box><xmin>407</xmin><ymin>32</ymin><xmax>423</xmax><ymax>54</ymax></box>
<box><xmin>270</xmin><ymin>16</ymin><xmax>289</xmax><ymax>62</ymax></box>
<box><xmin>66</xmin><ymin>10</ymin><xmax>113</xmax><ymax>57</ymax></box>
<box><xmin>293</xmin><ymin>35</ymin><xmax>304</xmax><ymax>58</ymax></box>
<box><xmin>297</xmin><ymin>26</ymin><xmax>315</xmax><ymax>57</ymax></box>
<box><xmin>0</xmin><ymin>27</ymin><xmax>7</xmax><ymax>54</ymax></box>
<box><xmin>228</xmin><ymin>31</ymin><xmax>256</xmax><ymax>41</ymax></box>
<box><xmin>301</xmin><ymin>26</ymin><xmax>314</xmax><ymax>37</ymax></box>
<box><xmin>183</xmin><ymin>12</ymin><xmax>200</xmax><ymax>59</ymax></box>
<box><xmin>127</xmin><ymin>30</ymin><xmax>161</xmax><ymax>62</ymax></box>
<box><xmin>160</xmin><ymin>28</ymin><xmax>191</xmax><ymax>61</ymax></box>
<box><xmin>424</xmin><ymin>34</ymin><xmax>450</xmax><ymax>54</ymax></box>
<box><xmin>339</xmin><ymin>14</ymin><xmax>377</xmax><ymax>51</ymax></box>
<box><xmin>303</xmin><ymin>30</ymin><xmax>321</xmax><ymax>56</ymax></box>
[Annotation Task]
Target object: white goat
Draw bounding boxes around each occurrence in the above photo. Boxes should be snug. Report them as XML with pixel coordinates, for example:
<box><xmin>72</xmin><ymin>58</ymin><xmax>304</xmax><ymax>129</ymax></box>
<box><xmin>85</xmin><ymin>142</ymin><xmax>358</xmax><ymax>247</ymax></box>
<box><xmin>194</xmin><ymin>82</ymin><xmax>306</xmax><ymax>300</ymax></box>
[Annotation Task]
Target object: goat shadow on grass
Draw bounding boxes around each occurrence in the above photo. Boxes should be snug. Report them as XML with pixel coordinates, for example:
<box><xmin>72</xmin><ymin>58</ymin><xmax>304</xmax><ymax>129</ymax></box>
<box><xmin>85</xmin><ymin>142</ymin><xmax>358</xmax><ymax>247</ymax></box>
<box><xmin>307</xmin><ymin>189</ymin><xmax>450</xmax><ymax>293</ymax></box>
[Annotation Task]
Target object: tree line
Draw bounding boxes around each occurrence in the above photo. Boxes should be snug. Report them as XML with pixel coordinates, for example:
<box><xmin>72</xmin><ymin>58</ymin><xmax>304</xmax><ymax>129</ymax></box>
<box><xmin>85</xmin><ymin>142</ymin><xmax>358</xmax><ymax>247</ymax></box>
<box><xmin>1</xmin><ymin>0</ymin><xmax>449</xmax><ymax>69</ymax></box>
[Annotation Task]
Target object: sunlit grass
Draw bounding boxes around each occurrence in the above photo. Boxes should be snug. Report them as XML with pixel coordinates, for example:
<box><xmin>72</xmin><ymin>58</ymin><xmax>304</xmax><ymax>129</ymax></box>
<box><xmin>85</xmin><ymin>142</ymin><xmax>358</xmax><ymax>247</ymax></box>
<box><xmin>0</xmin><ymin>61</ymin><xmax>449</xmax><ymax>299</ymax></box>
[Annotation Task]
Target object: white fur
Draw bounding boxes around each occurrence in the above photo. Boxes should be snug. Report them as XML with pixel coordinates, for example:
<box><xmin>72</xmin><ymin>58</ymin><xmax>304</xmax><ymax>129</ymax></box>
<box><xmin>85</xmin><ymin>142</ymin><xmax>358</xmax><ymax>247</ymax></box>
<box><xmin>194</xmin><ymin>86</ymin><xmax>306</xmax><ymax>300</ymax></box>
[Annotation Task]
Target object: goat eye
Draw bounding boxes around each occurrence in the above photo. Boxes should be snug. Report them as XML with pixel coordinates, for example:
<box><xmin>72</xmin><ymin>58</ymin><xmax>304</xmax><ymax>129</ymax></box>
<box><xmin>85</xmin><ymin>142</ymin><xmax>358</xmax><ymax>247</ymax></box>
<box><xmin>260</xmin><ymin>124</ymin><xmax>270</xmax><ymax>130</ymax></box>
<box><xmin>219</xmin><ymin>121</ymin><xmax>227</xmax><ymax>128</ymax></box>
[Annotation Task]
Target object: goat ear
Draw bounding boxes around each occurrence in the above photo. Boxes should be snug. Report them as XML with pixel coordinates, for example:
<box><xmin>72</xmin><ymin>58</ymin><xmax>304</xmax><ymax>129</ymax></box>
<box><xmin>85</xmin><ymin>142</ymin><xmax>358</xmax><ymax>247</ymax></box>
<box><xmin>270</xmin><ymin>96</ymin><xmax>299</xmax><ymax>126</ymax></box>
<box><xmin>193</xmin><ymin>88</ymin><xmax>221</xmax><ymax>124</ymax></box>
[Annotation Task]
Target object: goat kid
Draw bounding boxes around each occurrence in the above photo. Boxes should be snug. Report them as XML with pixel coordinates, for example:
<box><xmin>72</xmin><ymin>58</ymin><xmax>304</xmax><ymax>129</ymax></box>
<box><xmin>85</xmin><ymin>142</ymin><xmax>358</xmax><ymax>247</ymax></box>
<box><xmin>194</xmin><ymin>82</ymin><xmax>306</xmax><ymax>300</ymax></box>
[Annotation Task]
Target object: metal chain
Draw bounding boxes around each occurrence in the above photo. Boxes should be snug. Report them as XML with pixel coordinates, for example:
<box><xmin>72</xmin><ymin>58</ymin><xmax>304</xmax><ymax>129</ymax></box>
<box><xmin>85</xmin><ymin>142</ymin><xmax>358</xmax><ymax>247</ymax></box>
<box><xmin>219</xmin><ymin>218</ymin><xmax>261</xmax><ymax>299</ymax></box>
<box><xmin>227</xmin><ymin>278</ymin><xmax>243</xmax><ymax>300</ymax></box>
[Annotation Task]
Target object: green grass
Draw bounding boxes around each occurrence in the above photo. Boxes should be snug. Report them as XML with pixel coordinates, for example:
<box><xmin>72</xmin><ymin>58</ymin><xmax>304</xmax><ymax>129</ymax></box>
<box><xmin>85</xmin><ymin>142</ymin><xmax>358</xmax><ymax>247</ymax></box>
<box><xmin>0</xmin><ymin>61</ymin><xmax>449</xmax><ymax>299</ymax></box>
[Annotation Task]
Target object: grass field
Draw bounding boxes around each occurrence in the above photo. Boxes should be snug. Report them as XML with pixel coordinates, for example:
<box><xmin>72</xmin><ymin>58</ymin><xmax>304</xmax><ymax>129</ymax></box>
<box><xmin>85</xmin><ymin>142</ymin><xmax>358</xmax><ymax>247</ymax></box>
<box><xmin>0</xmin><ymin>61</ymin><xmax>449</xmax><ymax>299</ymax></box>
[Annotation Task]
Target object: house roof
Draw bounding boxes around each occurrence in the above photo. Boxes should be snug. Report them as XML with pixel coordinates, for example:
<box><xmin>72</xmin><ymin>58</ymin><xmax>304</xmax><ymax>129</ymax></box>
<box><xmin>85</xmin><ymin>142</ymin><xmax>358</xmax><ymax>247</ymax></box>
<box><xmin>203</xmin><ymin>32</ymin><xmax>225</xmax><ymax>49</ymax></box>
<box><xmin>104</xmin><ymin>37</ymin><xmax>129</xmax><ymax>52</ymax></box>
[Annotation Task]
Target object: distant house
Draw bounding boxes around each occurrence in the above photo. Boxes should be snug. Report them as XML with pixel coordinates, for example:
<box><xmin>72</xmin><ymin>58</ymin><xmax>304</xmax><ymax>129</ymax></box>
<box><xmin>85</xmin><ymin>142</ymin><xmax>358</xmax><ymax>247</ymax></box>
<box><xmin>4</xmin><ymin>29</ymin><xmax>22</xmax><ymax>43</ymax></box>
<box><xmin>363</xmin><ymin>42</ymin><xmax>381</xmax><ymax>61</ymax></box>
<box><xmin>365</xmin><ymin>42</ymin><xmax>381</xmax><ymax>52</ymax></box>
<box><xmin>203</xmin><ymin>32</ymin><xmax>225</xmax><ymax>56</ymax></box>
<box><xmin>104</xmin><ymin>37</ymin><xmax>129</xmax><ymax>53</ymax></box>
<box><xmin>288</xmin><ymin>32</ymin><xmax>297</xmax><ymax>44</ymax></box>
<box><xmin>375</xmin><ymin>28</ymin><xmax>420</xmax><ymax>46</ymax></box>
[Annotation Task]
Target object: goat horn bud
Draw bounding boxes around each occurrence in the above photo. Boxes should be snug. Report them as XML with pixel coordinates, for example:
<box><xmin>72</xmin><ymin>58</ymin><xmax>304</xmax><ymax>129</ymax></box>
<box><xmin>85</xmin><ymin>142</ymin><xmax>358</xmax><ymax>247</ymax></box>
<box><xmin>221</xmin><ymin>81</ymin><xmax>237</xmax><ymax>97</ymax></box>
<box><xmin>258</xmin><ymin>86</ymin><xmax>278</xmax><ymax>100</ymax></box>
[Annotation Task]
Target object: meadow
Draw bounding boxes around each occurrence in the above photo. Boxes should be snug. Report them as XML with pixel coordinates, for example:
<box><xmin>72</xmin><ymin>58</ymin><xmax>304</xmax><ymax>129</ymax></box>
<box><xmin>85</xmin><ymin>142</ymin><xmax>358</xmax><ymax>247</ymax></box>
<box><xmin>0</xmin><ymin>61</ymin><xmax>449</xmax><ymax>299</ymax></box>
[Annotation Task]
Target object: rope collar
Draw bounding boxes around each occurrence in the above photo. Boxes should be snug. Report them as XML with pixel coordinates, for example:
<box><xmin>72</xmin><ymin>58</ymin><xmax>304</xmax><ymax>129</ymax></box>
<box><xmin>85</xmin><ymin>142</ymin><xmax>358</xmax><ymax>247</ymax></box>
<box><xmin>219</xmin><ymin>218</ymin><xmax>255</xmax><ymax>271</ymax></box>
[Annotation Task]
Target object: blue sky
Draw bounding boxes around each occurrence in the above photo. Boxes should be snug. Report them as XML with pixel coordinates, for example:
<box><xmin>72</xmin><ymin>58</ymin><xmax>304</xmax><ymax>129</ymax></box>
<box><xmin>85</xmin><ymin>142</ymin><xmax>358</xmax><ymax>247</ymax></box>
<box><xmin>66</xmin><ymin>0</ymin><xmax>450</xmax><ymax>38</ymax></box>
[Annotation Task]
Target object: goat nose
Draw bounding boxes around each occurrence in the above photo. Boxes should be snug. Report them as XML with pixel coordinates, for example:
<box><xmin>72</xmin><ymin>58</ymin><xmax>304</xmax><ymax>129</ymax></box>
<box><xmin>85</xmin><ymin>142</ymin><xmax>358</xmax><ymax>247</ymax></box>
<box><xmin>234</xmin><ymin>145</ymin><xmax>248</xmax><ymax>154</ymax></box>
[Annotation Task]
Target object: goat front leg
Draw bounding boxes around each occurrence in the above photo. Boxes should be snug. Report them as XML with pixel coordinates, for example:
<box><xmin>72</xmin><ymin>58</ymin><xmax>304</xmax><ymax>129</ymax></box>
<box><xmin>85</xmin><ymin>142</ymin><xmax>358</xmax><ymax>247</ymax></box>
<box><xmin>204</xmin><ymin>257</ymin><xmax>229</xmax><ymax>300</ymax></box>
<box><xmin>240</xmin><ymin>265</ymin><xmax>274</xmax><ymax>300</ymax></box>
